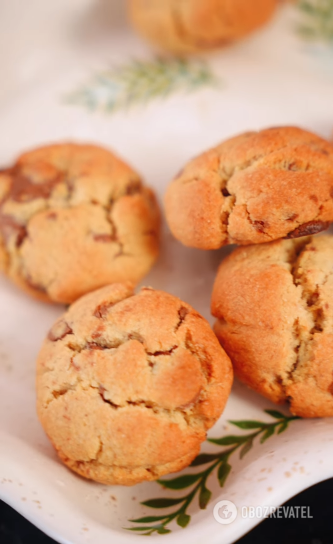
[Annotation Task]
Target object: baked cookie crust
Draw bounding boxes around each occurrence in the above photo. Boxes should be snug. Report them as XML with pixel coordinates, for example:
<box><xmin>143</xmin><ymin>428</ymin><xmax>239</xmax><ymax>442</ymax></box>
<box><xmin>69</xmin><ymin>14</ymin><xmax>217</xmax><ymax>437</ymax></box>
<box><xmin>37</xmin><ymin>284</ymin><xmax>233</xmax><ymax>485</ymax></box>
<box><xmin>212</xmin><ymin>235</ymin><xmax>333</xmax><ymax>417</ymax></box>
<box><xmin>165</xmin><ymin>127</ymin><xmax>333</xmax><ymax>249</ymax></box>
<box><xmin>0</xmin><ymin>144</ymin><xmax>160</xmax><ymax>304</ymax></box>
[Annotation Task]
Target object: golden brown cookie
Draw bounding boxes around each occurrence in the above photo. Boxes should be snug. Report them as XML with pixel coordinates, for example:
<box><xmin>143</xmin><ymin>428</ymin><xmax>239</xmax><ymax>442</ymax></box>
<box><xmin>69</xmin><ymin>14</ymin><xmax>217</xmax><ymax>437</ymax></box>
<box><xmin>165</xmin><ymin>127</ymin><xmax>333</xmax><ymax>249</ymax></box>
<box><xmin>0</xmin><ymin>144</ymin><xmax>160</xmax><ymax>304</ymax></box>
<box><xmin>128</xmin><ymin>0</ymin><xmax>277</xmax><ymax>55</ymax></box>
<box><xmin>212</xmin><ymin>235</ymin><xmax>333</xmax><ymax>418</ymax></box>
<box><xmin>37</xmin><ymin>283</ymin><xmax>233</xmax><ymax>485</ymax></box>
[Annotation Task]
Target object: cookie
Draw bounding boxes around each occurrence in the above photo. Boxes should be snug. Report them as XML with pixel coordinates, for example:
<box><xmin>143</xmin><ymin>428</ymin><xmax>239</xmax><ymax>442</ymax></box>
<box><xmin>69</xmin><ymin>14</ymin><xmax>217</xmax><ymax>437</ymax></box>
<box><xmin>37</xmin><ymin>283</ymin><xmax>233</xmax><ymax>485</ymax></box>
<box><xmin>128</xmin><ymin>0</ymin><xmax>277</xmax><ymax>55</ymax></box>
<box><xmin>165</xmin><ymin>127</ymin><xmax>333</xmax><ymax>249</ymax></box>
<box><xmin>0</xmin><ymin>144</ymin><xmax>160</xmax><ymax>304</ymax></box>
<box><xmin>212</xmin><ymin>235</ymin><xmax>333</xmax><ymax>418</ymax></box>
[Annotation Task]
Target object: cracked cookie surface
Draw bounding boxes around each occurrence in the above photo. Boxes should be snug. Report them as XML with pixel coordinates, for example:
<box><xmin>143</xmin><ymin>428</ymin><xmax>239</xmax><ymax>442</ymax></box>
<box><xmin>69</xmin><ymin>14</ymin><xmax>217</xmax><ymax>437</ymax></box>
<box><xmin>37</xmin><ymin>283</ymin><xmax>233</xmax><ymax>485</ymax></box>
<box><xmin>165</xmin><ymin>127</ymin><xmax>333</xmax><ymax>249</ymax></box>
<box><xmin>0</xmin><ymin>144</ymin><xmax>160</xmax><ymax>304</ymax></box>
<box><xmin>212</xmin><ymin>235</ymin><xmax>333</xmax><ymax>417</ymax></box>
<box><xmin>128</xmin><ymin>0</ymin><xmax>277</xmax><ymax>55</ymax></box>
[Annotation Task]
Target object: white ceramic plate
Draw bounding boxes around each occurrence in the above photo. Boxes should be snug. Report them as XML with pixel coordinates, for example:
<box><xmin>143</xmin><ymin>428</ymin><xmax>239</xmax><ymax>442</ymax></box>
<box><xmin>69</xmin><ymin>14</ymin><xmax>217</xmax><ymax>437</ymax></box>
<box><xmin>1</xmin><ymin>1</ymin><xmax>333</xmax><ymax>543</ymax></box>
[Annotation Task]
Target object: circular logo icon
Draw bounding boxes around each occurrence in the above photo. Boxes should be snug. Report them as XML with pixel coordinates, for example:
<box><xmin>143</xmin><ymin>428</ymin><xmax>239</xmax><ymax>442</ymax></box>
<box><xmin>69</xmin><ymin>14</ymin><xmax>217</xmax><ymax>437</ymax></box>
<box><xmin>213</xmin><ymin>500</ymin><xmax>238</xmax><ymax>525</ymax></box>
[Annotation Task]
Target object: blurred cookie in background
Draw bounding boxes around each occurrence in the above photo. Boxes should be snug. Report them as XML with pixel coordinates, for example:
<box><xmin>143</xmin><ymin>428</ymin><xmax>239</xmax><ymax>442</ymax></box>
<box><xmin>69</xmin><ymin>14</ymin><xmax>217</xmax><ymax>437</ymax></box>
<box><xmin>128</xmin><ymin>0</ymin><xmax>278</xmax><ymax>55</ymax></box>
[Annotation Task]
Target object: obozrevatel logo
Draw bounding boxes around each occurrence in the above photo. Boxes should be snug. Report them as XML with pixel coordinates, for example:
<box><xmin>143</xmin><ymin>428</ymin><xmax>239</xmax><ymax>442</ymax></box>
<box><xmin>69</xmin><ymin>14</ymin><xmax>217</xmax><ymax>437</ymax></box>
<box><xmin>213</xmin><ymin>500</ymin><xmax>238</xmax><ymax>525</ymax></box>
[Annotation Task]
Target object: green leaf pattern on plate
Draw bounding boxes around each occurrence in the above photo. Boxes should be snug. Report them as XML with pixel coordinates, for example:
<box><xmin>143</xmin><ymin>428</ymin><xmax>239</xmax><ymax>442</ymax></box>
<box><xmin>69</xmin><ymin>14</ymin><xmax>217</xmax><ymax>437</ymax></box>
<box><xmin>126</xmin><ymin>410</ymin><xmax>299</xmax><ymax>535</ymax></box>
<box><xmin>298</xmin><ymin>0</ymin><xmax>333</xmax><ymax>42</ymax></box>
<box><xmin>65</xmin><ymin>58</ymin><xmax>218</xmax><ymax>114</ymax></box>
